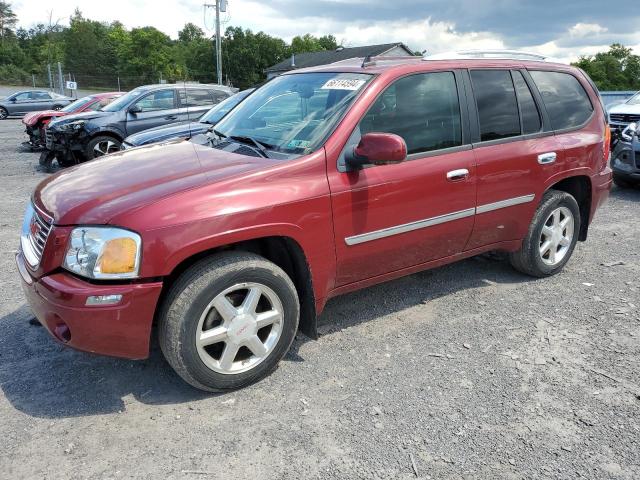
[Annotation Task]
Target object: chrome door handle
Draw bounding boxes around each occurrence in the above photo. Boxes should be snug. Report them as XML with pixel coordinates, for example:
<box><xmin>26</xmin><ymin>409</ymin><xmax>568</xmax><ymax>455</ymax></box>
<box><xmin>538</xmin><ymin>152</ymin><xmax>557</xmax><ymax>164</ymax></box>
<box><xmin>447</xmin><ymin>168</ymin><xmax>469</xmax><ymax>181</ymax></box>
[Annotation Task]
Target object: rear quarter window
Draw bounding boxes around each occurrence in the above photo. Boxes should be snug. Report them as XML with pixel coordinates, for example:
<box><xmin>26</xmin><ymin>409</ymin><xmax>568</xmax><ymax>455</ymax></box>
<box><xmin>529</xmin><ymin>71</ymin><xmax>593</xmax><ymax>131</ymax></box>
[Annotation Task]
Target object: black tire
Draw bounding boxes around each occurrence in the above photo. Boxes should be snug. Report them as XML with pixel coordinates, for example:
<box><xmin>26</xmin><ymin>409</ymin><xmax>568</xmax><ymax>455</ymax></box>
<box><xmin>39</xmin><ymin>150</ymin><xmax>56</xmax><ymax>173</ymax></box>
<box><xmin>0</xmin><ymin>107</ymin><xmax>7</xmax><ymax>120</ymax></box>
<box><xmin>613</xmin><ymin>175</ymin><xmax>635</xmax><ymax>189</ymax></box>
<box><xmin>52</xmin><ymin>104</ymin><xmax>63</xmax><ymax>111</ymax></box>
<box><xmin>509</xmin><ymin>190</ymin><xmax>581</xmax><ymax>278</ymax></box>
<box><xmin>159</xmin><ymin>252</ymin><xmax>300</xmax><ymax>392</ymax></box>
<box><xmin>85</xmin><ymin>135</ymin><xmax>122</xmax><ymax>160</ymax></box>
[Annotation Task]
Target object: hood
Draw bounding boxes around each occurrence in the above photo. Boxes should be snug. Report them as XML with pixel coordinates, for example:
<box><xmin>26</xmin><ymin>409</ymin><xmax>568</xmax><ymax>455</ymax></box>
<box><xmin>34</xmin><ymin>140</ymin><xmax>278</xmax><ymax>225</ymax></box>
<box><xmin>125</xmin><ymin>121</ymin><xmax>207</xmax><ymax>146</ymax></box>
<box><xmin>48</xmin><ymin>110</ymin><xmax>111</xmax><ymax>129</ymax></box>
<box><xmin>22</xmin><ymin>110</ymin><xmax>67</xmax><ymax>126</ymax></box>
<box><xmin>608</xmin><ymin>102</ymin><xmax>640</xmax><ymax>115</ymax></box>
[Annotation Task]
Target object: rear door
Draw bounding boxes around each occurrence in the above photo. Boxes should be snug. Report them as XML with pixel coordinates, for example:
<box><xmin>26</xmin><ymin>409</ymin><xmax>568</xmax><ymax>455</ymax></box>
<box><xmin>30</xmin><ymin>91</ymin><xmax>54</xmax><ymax>111</ymax></box>
<box><xmin>125</xmin><ymin>88</ymin><xmax>179</xmax><ymax>135</ymax></box>
<box><xmin>179</xmin><ymin>88</ymin><xmax>216</xmax><ymax>121</ymax></box>
<box><xmin>465</xmin><ymin>68</ymin><xmax>561</xmax><ymax>249</ymax></box>
<box><xmin>328</xmin><ymin>70</ymin><xmax>477</xmax><ymax>285</ymax></box>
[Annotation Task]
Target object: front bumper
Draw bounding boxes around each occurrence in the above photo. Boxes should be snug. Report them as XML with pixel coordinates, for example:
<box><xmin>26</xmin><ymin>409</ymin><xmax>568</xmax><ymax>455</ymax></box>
<box><xmin>17</xmin><ymin>252</ymin><xmax>163</xmax><ymax>360</ymax></box>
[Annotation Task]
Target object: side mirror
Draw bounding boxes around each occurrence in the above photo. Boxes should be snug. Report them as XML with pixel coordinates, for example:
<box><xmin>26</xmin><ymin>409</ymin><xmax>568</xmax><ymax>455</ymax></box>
<box><xmin>128</xmin><ymin>104</ymin><xmax>142</xmax><ymax>114</ymax></box>
<box><xmin>345</xmin><ymin>133</ymin><xmax>407</xmax><ymax>170</ymax></box>
<box><xmin>10</xmin><ymin>97</ymin><xmax>16</xmax><ymax>102</ymax></box>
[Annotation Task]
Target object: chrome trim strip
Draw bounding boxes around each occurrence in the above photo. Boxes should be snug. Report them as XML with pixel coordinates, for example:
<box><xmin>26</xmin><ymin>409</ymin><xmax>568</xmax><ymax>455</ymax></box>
<box><xmin>344</xmin><ymin>208</ymin><xmax>476</xmax><ymax>246</ymax></box>
<box><xmin>476</xmin><ymin>194</ymin><xmax>535</xmax><ymax>214</ymax></box>
<box><xmin>344</xmin><ymin>194</ymin><xmax>536</xmax><ymax>246</ymax></box>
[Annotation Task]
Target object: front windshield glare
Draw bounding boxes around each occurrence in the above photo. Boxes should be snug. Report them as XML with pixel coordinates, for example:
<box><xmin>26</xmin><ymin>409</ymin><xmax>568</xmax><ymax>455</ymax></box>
<box><xmin>100</xmin><ymin>89</ymin><xmax>144</xmax><ymax>112</ymax></box>
<box><xmin>213</xmin><ymin>72</ymin><xmax>372</xmax><ymax>155</ymax></box>
<box><xmin>627</xmin><ymin>93</ymin><xmax>640</xmax><ymax>105</ymax></box>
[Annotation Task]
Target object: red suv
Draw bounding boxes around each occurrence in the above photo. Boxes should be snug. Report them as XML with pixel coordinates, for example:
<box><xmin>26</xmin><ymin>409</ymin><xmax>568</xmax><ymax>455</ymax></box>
<box><xmin>17</xmin><ymin>52</ymin><xmax>612</xmax><ymax>391</ymax></box>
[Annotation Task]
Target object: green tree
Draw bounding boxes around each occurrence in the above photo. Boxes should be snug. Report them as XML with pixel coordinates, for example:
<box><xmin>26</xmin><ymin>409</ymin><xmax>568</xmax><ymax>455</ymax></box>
<box><xmin>290</xmin><ymin>33</ymin><xmax>338</xmax><ymax>54</ymax></box>
<box><xmin>573</xmin><ymin>44</ymin><xmax>640</xmax><ymax>91</ymax></box>
<box><xmin>0</xmin><ymin>1</ymin><xmax>17</xmax><ymax>42</ymax></box>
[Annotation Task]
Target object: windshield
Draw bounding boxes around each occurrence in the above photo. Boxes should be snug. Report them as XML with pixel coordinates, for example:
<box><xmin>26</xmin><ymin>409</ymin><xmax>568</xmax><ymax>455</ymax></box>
<box><xmin>626</xmin><ymin>92</ymin><xmax>640</xmax><ymax>105</ymax></box>
<box><xmin>213</xmin><ymin>72</ymin><xmax>372</xmax><ymax>156</ymax></box>
<box><xmin>200</xmin><ymin>90</ymin><xmax>253</xmax><ymax>125</ymax></box>
<box><xmin>100</xmin><ymin>89</ymin><xmax>145</xmax><ymax>112</ymax></box>
<box><xmin>61</xmin><ymin>96</ymin><xmax>94</xmax><ymax>112</ymax></box>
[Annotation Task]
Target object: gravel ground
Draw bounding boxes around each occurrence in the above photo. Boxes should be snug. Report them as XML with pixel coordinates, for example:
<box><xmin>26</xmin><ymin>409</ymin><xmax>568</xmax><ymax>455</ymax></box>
<box><xmin>0</xmin><ymin>118</ymin><xmax>639</xmax><ymax>479</ymax></box>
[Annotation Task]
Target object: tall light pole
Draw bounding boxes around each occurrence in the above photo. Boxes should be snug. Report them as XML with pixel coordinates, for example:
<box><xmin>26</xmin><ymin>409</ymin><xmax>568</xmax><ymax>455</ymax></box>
<box><xmin>204</xmin><ymin>1</ymin><xmax>227</xmax><ymax>85</ymax></box>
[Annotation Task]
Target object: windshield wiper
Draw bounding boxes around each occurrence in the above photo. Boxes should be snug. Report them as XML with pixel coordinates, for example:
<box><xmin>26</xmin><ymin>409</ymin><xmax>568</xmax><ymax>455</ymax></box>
<box><xmin>227</xmin><ymin>135</ymin><xmax>273</xmax><ymax>158</ymax></box>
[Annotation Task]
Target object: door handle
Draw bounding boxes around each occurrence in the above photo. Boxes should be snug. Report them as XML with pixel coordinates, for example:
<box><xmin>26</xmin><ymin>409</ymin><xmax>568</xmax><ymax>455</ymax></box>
<box><xmin>446</xmin><ymin>168</ymin><xmax>469</xmax><ymax>181</ymax></box>
<box><xmin>538</xmin><ymin>152</ymin><xmax>557</xmax><ymax>165</ymax></box>
<box><xmin>164</xmin><ymin>115</ymin><xmax>178</xmax><ymax>120</ymax></box>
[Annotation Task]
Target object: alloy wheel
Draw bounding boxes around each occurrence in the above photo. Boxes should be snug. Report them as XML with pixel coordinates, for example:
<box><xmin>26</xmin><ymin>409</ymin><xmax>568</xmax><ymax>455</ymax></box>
<box><xmin>93</xmin><ymin>140</ymin><xmax>119</xmax><ymax>157</ymax></box>
<box><xmin>0</xmin><ymin>108</ymin><xmax>7</xmax><ymax>120</ymax></box>
<box><xmin>539</xmin><ymin>206</ymin><xmax>574</xmax><ymax>266</ymax></box>
<box><xmin>195</xmin><ymin>282</ymin><xmax>284</xmax><ymax>375</ymax></box>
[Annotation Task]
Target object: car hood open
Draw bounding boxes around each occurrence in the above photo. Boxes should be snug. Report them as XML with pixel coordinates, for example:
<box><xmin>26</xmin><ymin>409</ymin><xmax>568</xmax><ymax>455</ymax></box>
<box><xmin>22</xmin><ymin>110</ymin><xmax>67</xmax><ymax>126</ymax></box>
<box><xmin>34</xmin><ymin>140</ymin><xmax>278</xmax><ymax>225</ymax></box>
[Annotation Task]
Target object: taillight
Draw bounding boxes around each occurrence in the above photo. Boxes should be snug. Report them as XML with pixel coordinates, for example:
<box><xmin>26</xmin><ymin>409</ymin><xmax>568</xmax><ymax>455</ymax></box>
<box><xmin>604</xmin><ymin>123</ymin><xmax>611</xmax><ymax>163</ymax></box>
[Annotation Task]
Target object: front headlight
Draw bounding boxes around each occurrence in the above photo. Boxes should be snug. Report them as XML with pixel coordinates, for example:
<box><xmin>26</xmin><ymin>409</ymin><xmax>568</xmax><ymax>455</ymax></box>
<box><xmin>63</xmin><ymin>227</ymin><xmax>142</xmax><ymax>279</ymax></box>
<box><xmin>58</xmin><ymin>120</ymin><xmax>86</xmax><ymax>132</ymax></box>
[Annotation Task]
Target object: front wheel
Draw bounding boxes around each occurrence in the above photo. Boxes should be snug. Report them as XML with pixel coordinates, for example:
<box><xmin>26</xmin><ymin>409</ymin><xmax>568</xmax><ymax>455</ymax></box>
<box><xmin>613</xmin><ymin>174</ymin><xmax>637</xmax><ymax>189</ymax></box>
<box><xmin>509</xmin><ymin>190</ymin><xmax>581</xmax><ymax>278</ymax></box>
<box><xmin>0</xmin><ymin>107</ymin><xmax>8</xmax><ymax>120</ymax></box>
<box><xmin>159</xmin><ymin>252</ymin><xmax>300</xmax><ymax>392</ymax></box>
<box><xmin>86</xmin><ymin>135</ymin><xmax>122</xmax><ymax>160</ymax></box>
<box><xmin>39</xmin><ymin>150</ymin><xmax>56</xmax><ymax>173</ymax></box>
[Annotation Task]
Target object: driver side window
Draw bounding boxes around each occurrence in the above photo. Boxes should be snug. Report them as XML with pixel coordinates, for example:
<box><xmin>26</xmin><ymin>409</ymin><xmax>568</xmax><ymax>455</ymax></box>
<box><xmin>359</xmin><ymin>72</ymin><xmax>462</xmax><ymax>155</ymax></box>
<box><xmin>134</xmin><ymin>90</ymin><xmax>176</xmax><ymax>112</ymax></box>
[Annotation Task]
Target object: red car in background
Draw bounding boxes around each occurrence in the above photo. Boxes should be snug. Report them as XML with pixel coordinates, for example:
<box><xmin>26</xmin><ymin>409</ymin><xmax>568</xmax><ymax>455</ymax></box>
<box><xmin>22</xmin><ymin>92</ymin><xmax>122</xmax><ymax>149</ymax></box>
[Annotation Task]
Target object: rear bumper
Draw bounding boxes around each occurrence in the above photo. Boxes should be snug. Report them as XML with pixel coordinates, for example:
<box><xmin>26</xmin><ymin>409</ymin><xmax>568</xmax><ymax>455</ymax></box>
<box><xmin>591</xmin><ymin>166</ymin><xmax>613</xmax><ymax>217</ymax></box>
<box><xmin>17</xmin><ymin>252</ymin><xmax>163</xmax><ymax>360</ymax></box>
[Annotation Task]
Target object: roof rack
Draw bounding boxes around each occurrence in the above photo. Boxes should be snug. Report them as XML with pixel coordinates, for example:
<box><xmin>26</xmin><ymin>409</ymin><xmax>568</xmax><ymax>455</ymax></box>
<box><xmin>423</xmin><ymin>50</ymin><xmax>554</xmax><ymax>62</ymax></box>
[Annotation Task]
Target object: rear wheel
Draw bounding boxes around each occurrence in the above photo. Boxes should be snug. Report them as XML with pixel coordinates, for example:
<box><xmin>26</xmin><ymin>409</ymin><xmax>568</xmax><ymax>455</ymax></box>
<box><xmin>86</xmin><ymin>135</ymin><xmax>122</xmax><ymax>159</ymax></box>
<box><xmin>509</xmin><ymin>190</ymin><xmax>581</xmax><ymax>278</ymax></box>
<box><xmin>159</xmin><ymin>252</ymin><xmax>300</xmax><ymax>392</ymax></box>
<box><xmin>52</xmin><ymin>104</ymin><xmax>63</xmax><ymax>111</ymax></box>
<box><xmin>0</xmin><ymin>107</ymin><xmax>7</xmax><ymax>120</ymax></box>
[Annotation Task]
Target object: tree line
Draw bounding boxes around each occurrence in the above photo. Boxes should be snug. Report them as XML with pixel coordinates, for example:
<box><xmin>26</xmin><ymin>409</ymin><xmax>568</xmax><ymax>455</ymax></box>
<box><xmin>1</xmin><ymin>1</ymin><xmax>640</xmax><ymax>92</ymax></box>
<box><xmin>0</xmin><ymin>3</ymin><xmax>338</xmax><ymax>90</ymax></box>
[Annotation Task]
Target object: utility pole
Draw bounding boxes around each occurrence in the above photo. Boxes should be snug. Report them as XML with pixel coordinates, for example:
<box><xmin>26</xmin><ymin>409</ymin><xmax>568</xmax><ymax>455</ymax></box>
<box><xmin>204</xmin><ymin>1</ymin><xmax>227</xmax><ymax>85</ymax></box>
<box><xmin>57</xmin><ymin>62</ymin><xmax>64</xmax><ymax>95</ymax></box>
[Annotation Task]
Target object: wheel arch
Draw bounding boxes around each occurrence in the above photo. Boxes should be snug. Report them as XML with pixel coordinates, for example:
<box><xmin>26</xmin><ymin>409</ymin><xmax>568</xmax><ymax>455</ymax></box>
<box><xmin>545</xmin><ymin>174</ymin><xmax>592</xmax><ymax>241</ymax></box>
<box><xmin>90</xmin><ymin>129</ymin><xmax>124</xmax><ymax>142</ymax></box>
<box><xmin>158</xmin><ymin>235</ymin><xmax>318</xmax><ymax>339</ymax></box>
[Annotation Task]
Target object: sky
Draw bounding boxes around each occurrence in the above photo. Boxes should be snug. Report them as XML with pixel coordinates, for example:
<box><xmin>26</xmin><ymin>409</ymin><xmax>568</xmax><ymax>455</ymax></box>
<box><xmin>11</xmin><ymin>0</ymin><xmax>640</xmax><ymax>63</ymax></box>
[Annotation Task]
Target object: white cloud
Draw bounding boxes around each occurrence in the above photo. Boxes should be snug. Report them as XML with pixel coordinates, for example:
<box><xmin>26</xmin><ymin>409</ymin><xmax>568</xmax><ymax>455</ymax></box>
<box><xmin>568</xmin><ymin>23</ymin><xmax>608</xmax><ymax>38</ymax></box>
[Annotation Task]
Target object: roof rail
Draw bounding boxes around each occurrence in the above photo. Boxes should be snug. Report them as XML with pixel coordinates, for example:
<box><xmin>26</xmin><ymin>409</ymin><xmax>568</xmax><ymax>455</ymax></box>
<box><xmin>423</xmin><ymin>50</ymin><xmax>555</xmax><ymax>62</ymax></box>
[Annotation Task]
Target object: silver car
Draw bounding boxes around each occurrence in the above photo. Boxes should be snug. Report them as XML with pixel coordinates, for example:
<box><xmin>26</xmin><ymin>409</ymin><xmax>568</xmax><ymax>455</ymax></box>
<box><xmin>0</xmin><ymin>90</ymin><xmax>73</xmax><ymax>119</ymax></box>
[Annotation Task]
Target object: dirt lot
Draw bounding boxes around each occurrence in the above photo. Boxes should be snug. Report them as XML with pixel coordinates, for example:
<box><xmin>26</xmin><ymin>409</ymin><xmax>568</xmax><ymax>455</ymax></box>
<box><xmin>0</xmin><ymin>118</ymin><xmax>638</xmax><ymax>479</ymax></box>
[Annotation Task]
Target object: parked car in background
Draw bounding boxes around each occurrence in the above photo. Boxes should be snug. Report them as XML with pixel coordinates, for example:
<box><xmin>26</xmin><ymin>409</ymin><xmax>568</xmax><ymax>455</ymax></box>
<box><xmin>40</xmin><ymin>83</ymin><xmax>235</xmax><ymax>171</ymax></box>
<box><xmin>22</xmin><ymin>92</ymin><xmax>123</xmax><ymax>149</ymax></box>
<box><xmin>0</xmin><ymin>90</ymin><xmax>73</xmax><ymax>119</ymax></box>
<box><xmin>610</xmin><ymin>122</ymin><xmax>640</xmax><ymax>188</ymax></box>
<box><xmin>608</xmin><ymin>91</ymin><xmax>640</xmax><ymax>133</ymax></box>
<box><xmin>122</xmin><ymin>89</ymin><xmax>254</xmax><ymax>149</ymax></box>
<box><xmin>17</xmin><ymin>52</ymin><xmax>611</xmax><ymax>392</ymax></box>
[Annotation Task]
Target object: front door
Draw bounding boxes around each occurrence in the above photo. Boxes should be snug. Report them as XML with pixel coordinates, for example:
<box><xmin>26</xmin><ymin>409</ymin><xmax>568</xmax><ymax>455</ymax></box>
<box><xmin>328</xmin><ymin>71</ymin><xmax>477</xmax><ymax>286</ymax></box>
<box><xmin>126</xmin><ymin>88</ymin><xmax>179</xmax><ymax>135</ymax></box>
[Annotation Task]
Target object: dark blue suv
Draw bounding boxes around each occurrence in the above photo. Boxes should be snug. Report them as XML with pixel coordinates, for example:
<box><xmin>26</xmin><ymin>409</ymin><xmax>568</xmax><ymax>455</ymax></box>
<box><xmin>42</xmin><ymin>83</ymin><xmax>235</xmax><ymax>170</ymax></box>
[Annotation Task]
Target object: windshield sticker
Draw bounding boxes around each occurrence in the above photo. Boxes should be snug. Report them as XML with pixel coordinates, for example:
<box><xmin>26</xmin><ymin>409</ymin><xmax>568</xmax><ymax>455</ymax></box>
<box><xmin>321</xmin><ymin>79</ymin><xmax>366</xmax><ymax>91</ymax></box>
<box><xmin>287</xmin><ymin>139</ymin><xmax>311</xmax><ymax>149</ymax></box>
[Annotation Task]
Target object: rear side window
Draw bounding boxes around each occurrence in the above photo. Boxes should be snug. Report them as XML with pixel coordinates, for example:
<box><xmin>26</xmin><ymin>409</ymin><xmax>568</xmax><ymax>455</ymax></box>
<box><xmin>512</xmin><ymin>71</ymin><xmax>541</xmax><ymax>134</ymax></box>
<box><xmin>360</xmin><ymin>71</ymin><xmax>462</xmax><ymax>155</ymax></box>
<box><xmin>135</xmin><ymin>90</ymin><xmax>176</xmax><ymax>112</ymax></box>
<box><xmin>529</xmin><ymin>71</ymin><xmax>593</xmax><ymax>130</ymax></box>
<box><xmin>210</xmin><ymin>90</ymin><xmax>229</xmax><ymax>103</ymax></box>
<box><xmin>471</xmin><ymin>70</ymin><xmax>520</xmax><ymax>142</ymax></box>
<box><xmin>180</xmin><ymin>89</ymin><xmax>214</xmax><ymax>107</ymax></box>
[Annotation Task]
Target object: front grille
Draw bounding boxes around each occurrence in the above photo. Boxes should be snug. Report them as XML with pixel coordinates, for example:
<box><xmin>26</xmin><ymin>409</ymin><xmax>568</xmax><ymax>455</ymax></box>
<box><xmin>44</xmin><ymin>128</ymin><xmax>53</xmax><ymax>149</ymax></box>
<box><xmin>21</xmin><ymin>203</ymin><xmax>53</xmax><ymax>268</ymax></box>
<box><xmin>610</xmin><ymin>113</ymin><xmax>640</xmax><ymax>124</ymax></box>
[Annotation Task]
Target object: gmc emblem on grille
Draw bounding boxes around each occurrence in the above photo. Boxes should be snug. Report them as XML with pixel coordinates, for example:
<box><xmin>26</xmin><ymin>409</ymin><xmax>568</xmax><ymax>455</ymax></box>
<box><xmin>29</xmin><ymin>215</ymin><xmax>40</xmax><ymax>238</ymax></box>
